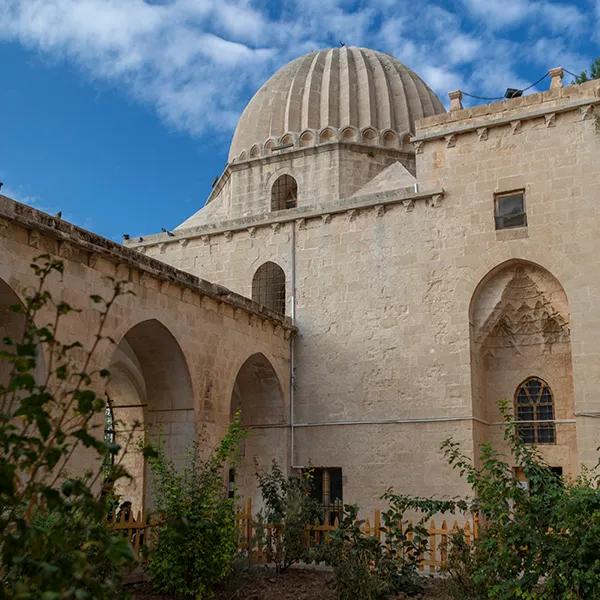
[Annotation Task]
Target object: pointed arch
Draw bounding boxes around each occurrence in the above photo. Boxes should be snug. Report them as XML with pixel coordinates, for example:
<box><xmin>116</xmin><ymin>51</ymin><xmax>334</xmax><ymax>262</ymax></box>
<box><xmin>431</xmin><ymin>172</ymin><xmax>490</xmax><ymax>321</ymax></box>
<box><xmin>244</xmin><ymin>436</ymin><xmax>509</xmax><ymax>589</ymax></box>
<box><xmin>469</xmin><ymin>260</ymin><xmax>575</xmax><ymax>469</ymax></box>
<box><xmin>230</xmin><ymin>352</ymin><xmax>286</xmax><ymax>502</ymax></box>
<box><xmin>107</xmin><ymin>319</ymin><xmax>195</xmax><ymax>511</ymax></box>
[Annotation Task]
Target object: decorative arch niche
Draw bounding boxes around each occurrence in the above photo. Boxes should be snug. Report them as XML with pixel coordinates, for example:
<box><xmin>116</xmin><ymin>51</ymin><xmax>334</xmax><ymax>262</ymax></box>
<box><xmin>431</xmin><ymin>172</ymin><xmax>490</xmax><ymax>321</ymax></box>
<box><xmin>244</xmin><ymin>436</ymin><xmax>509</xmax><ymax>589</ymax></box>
<box><xmin>469</xmin><ymin>260</ymin><xmax>577</xmax><ymax>473</ymax></box>
<box><xmin>107</xmin><ymin>319</ymin><xmax>195</xmax><ymax>512</ymax></box>
<box><xmin>230</xmin><ymin>353</ymin><xmax>286</xmax><ymax>503</ymax></box>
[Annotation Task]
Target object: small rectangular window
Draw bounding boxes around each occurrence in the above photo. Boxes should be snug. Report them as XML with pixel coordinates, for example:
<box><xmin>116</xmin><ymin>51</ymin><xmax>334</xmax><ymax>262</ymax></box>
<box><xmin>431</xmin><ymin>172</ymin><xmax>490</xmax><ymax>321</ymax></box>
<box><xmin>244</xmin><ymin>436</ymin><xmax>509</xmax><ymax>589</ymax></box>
<box><xmin>304</xmin><ymin>467</ymin><xmax>343</xmax><ymax>525</ymax></box>
<box><xmin>495</xmin><ymin>190</ymin><xmax>526</xmax><ymax>230</ymax></box>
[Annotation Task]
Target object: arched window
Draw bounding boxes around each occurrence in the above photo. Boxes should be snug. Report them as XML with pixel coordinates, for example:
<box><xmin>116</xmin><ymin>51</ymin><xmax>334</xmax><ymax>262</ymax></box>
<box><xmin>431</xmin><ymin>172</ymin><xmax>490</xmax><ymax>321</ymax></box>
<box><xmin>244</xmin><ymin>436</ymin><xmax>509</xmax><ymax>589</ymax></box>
<box><xmin>252</xmin><ymin>262</ymin><xmax>285</xmax><ymax>315</ymax></box>
<box><xmin>271</xmin><ymin>175</ymin><xmax>297</xmax><ymax>211</ymax></box>
<box><xmin>514</xmin><ymin>377</ymin><xmax>555</xmax><ymax>444</ymax></box>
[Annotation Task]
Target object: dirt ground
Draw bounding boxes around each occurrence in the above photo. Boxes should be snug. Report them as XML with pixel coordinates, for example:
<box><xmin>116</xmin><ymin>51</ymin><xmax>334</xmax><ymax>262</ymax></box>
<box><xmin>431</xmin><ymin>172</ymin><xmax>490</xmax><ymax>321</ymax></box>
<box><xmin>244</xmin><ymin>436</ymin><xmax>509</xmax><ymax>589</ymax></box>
<box><xmin>126</xmin><ymin>568</ymin><xmax>451</xmax><ymax>600</ymax></box>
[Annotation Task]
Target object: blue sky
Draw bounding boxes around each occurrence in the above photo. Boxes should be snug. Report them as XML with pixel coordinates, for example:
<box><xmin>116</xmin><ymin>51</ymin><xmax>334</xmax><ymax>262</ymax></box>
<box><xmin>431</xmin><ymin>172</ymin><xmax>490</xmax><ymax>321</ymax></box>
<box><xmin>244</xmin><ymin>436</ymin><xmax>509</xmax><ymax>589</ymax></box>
<box><xmin>1</xmin><ymin>0</ymin><xmax>599</xmax><ymax>240</ymax></box>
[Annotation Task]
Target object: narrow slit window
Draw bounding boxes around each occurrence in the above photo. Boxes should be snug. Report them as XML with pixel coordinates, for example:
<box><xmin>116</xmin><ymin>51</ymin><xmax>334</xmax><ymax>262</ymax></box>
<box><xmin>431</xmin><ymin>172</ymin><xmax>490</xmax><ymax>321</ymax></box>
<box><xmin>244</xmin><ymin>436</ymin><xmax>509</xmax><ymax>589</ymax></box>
<box><xmin>495</xmin><ymin>190</ymin><xmax>526</xmax><ymax>230</ymax></box>
<box><xmin>514</xmin><ymin>377</ymin><xmax>556</xmax><ymax>444</ymax></box>
<box><xmin>271</xmin><ymin>175</ymin><xmax>297</xmax><ymax>211</ymax></box>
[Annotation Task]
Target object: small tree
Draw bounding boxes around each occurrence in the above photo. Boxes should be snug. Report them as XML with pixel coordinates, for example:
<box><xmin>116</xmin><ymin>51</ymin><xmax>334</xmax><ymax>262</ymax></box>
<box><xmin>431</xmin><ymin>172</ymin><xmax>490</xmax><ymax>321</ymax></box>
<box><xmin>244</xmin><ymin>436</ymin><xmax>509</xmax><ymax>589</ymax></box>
<box><xmin>146</xmin><ymin>415</ymin><xmax>246</xmax><ymax>599</ymax></box>
<box><xmin>316</xmin><ymin>496</ymin><xmax>465</xmax><ymax>600</ymax></box>
<box><xmin>575</xmin><ymin>57</ymin><xmax>600</xmax><ymax>83</ymax></box>
<box><xmin>0</xmin><ymin>255</ymin><xmax>141</xmax><ymax>598</ymax></box>
<box><xmin>255</xmin><ymin>461</ymin><xmax>321</xmax><ymax>572</ymax></box>
<box><xmin>442</xmin><ymin>402</ymin><xmax>600</xmax><ymax>599</ymax></box>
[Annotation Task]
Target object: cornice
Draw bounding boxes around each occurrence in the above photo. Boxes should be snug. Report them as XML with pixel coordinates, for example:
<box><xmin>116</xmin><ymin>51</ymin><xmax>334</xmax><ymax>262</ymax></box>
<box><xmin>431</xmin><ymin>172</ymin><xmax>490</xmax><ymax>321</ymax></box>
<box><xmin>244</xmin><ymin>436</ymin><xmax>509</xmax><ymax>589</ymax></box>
<box><xmin>129</xmin><ymin>187</ymin><xmax>444</xmax><ymax>249</ymax></box>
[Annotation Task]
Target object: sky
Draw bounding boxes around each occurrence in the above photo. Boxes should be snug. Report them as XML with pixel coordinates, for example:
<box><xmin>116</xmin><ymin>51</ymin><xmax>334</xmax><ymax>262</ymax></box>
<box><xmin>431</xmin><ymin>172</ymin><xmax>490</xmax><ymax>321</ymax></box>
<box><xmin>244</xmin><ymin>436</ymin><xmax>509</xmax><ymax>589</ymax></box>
<box><xmin>1</xmin><ymin>0</ymin><xmax>599</xmax><ymax>241</ymax></box>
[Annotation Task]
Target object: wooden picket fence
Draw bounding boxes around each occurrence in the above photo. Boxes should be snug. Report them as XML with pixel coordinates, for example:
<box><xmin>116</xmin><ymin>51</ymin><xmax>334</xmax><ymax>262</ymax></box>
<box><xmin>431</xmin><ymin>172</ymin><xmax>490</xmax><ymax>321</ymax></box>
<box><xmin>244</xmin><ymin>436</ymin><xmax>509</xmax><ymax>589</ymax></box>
<box><xmin>108</xmin><ymin>499</ymin><xmax>478</xmax><ymax>572</ymax></box>
<box><xmin>236</xmin><ymin>498</ymin><xmax>479</xmax><ymax>572</ymax></box>
<box><xmin>108</xmin><ymin>509</ymin><xmax>155</xmax><ymax>557</ymax></box>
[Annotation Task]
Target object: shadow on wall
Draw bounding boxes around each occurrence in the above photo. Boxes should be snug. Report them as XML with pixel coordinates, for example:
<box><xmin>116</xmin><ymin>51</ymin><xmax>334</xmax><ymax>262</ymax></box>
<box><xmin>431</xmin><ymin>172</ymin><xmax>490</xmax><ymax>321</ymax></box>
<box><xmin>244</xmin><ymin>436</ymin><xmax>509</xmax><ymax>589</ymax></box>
<box><xmin>107</xmin><ymin>319</ymin><xmax>195</xmax><ymax>512</ymax></box>
<box><xmin>230</xmin><ymin>352</ymin><xmax>287</xmax><ymax>505</ymax></box>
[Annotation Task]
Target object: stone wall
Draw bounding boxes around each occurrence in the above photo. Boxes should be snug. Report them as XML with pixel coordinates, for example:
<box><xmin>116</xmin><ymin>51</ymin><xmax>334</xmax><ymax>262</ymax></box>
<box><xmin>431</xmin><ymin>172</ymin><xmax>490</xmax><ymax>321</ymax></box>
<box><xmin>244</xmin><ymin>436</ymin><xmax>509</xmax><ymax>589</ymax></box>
<box><xmin>136</xmin><ymin>80</ymin><xmax>600</xmax><ymax>513</ymax></box>
<box><xmin>0</xmin><ymin>195</ymin><xmax>293</xmax><ymax>509</ymax></box>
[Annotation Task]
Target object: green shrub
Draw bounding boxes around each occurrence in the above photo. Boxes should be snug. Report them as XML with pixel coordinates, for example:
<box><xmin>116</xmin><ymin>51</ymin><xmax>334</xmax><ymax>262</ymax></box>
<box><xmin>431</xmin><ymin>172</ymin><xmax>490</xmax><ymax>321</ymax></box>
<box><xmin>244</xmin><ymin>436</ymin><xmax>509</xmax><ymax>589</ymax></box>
<box><xmin>255</xmin><ymin>461</ymin><xmax>321</xmax><ymax>572</ymax></box>
<box><xmin>316</xmin><ymin>495</ymin><xmax>462</xmax><ymax>600</ymax></box>
<box><xmin>146</xmin><ymin>415</ymin><xmax>245</xmax><ymax>598</ymax></box>
<box><xmin>442</xmin><ymin>403</ymin><xmax>600</xmax><ymax>599</ymax></box>
<box><xmin>0</xmin><ymin>256</ymin><xmax>139</xmax><ymax>598</ymax></box>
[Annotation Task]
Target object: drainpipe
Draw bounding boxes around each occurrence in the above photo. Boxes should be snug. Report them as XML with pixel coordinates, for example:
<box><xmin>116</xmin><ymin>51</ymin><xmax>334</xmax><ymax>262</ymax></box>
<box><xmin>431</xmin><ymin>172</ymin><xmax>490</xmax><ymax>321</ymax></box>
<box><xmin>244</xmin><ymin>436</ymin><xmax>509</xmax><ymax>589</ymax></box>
<box><xmin>289</xmin><ymin>219</ymin><xmax>303</xmax><ymax>470</ymax></box>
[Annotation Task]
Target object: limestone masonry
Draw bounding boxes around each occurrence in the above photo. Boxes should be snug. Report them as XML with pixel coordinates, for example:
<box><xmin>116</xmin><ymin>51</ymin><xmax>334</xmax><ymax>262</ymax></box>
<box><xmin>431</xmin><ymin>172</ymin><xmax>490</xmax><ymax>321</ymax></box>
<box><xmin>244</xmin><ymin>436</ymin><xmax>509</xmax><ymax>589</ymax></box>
<box><xmin>4</xmin><ymin>46</ymin><xmax>600</xmax><ymax>513</ymax></box>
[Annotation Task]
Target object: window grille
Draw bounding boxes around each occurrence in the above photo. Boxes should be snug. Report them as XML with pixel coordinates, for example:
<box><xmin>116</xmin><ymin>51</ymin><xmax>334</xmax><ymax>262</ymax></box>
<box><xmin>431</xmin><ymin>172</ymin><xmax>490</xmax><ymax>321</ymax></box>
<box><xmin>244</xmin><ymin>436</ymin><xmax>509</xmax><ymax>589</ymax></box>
<box><xmin>514</xmin><ymin>377</ymin><xmax>556</xmax><ymax>444</ymax></box>
<box><xmin>304</xmin><ymin>467</ymin><xmax>343</xmax><ymax>525</ymax></box>
<box><xmin>495</xmin><ymin>190</ymin><xmax>526</xmax><ymax>229</ymax></box>
<box><xmin>271</xmin><ymin>175</ymin><xmax>297</xmax><ymax>211</ymax></box>
<box><xmin>104</xmin><ymin>399</ymin><xmax>115</xmax><ymax>469</ymax></box>
<box><xmin>252</xmin><ymin>262</ymin><xmax>286</xmax><ymax>315</ymax></box>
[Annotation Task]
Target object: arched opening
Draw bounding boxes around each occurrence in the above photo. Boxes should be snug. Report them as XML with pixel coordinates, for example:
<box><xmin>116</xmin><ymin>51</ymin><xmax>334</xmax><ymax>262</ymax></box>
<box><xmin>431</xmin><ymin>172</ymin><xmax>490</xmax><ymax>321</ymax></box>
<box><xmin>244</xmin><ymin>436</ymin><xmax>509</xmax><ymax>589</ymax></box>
<box><xmin>107</xmin><ymin>319</ymin><xmax>195</xmax><ymax>512</ymax></box>
<box><xmin>252</xmin><ymin>262</ymin><xmax>286</xmax><ymax>315</ymax></box>
<box><xmin>0</xmin><ymin>278</ymin><xmax>26</xmax><ymax>387</ymax></box>
<box><xmin>469</xmin><ymin>261</ymin><xmax>575</xmax><ymax>473</ymax></box>
<box><xmin>230</xmin><ymin>353</ymin><xmax>286</xmax><ymax>503</ymax></box>
<box><xmin>271</xmin><ymin>175</ymin><xmax>297</xmax><ymax>211</ymax></box>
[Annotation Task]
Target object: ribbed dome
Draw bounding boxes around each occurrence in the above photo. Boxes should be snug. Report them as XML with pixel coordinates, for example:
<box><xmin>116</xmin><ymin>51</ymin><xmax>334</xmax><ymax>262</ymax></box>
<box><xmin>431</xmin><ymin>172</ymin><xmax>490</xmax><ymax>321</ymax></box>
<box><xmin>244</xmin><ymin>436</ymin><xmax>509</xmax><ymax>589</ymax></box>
<box><xmin>229</xmin><ymin>47</ymin><xmax>445</xmax><ymax>162</ymax></box>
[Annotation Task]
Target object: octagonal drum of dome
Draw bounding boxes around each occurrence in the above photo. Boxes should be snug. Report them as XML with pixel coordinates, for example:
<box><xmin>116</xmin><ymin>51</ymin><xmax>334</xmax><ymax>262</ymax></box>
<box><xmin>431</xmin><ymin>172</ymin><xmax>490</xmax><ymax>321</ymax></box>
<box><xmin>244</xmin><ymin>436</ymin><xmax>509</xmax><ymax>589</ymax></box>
<box><xmin>229</xmin><ymin>46</ymin><xmax>446</xmax><ymax>162</ymax></box>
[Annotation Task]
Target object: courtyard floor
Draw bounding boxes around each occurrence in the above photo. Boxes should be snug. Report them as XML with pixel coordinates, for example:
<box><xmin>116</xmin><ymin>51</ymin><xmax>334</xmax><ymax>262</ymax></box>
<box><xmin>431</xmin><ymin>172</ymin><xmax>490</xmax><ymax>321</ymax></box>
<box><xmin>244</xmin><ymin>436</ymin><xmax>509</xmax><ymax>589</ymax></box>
<box><xmin>127</xmin><ymin>568</ymin><xmax>451</xmax><ymax>599</ymax></box>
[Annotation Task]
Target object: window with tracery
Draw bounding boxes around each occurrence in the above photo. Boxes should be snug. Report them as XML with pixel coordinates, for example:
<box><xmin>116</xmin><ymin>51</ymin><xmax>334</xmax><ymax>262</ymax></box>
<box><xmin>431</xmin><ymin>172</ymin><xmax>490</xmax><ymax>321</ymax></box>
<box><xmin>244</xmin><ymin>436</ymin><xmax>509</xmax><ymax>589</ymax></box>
<box><xmin>271</xmin><ymin>175</ymin><xmax>297</xmax><ymax>211</ymax></box>
<box><xmin>252</xmin><ymin>262</ymin><xmax>286</xmax><ymax>315</ymax></box>
<box><xmin>514</xmin><ymin>377</ymin><xmax>556</xmax><ymax>444</ymax></box>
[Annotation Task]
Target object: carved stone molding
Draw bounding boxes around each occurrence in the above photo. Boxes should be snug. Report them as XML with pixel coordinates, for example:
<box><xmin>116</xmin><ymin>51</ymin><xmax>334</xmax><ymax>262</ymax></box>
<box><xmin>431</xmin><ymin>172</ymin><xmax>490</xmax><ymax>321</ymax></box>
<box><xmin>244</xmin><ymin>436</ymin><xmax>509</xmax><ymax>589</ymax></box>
<box><xmin>402</xmin><ymin>199</ymin><xmax>415</xmax><ymax>212</ymax></box>
<box><xmin>373</xmin><ymin>204</ymin><xmax>385</xmax><ymax>217</ymax></box>
<box><xmin>580</xmin><ymin>104</ymin><xmax>594</xmax><ymax>120</ymax></box>
<box><xmin>477</xmin><ymin>127</ymin><xmax>488</xmax><ymax>141</ymax></box>
<box><xmin>429</xmin><ymin>193</ymin><xmax>442</xmax><ymax>208</ymax></box>
<box><xmin>414</xmin><ymin>140</ymin><xmax>424</xmax><ymax>154</ymax></box>
<box><xmin>271</xmin><ymin>222</ymin><xmax>281</xmax><ymax>233</ymax></box>
<box><xmin>544</xmin><ymin>113</ymin><xmax>556</xmax><ymax>127</ymax></box>
<box><xmin>321</xmin><ymin>213</ymin><xmax>332</xmax><ymax>224</ymax></box>
<box><xmin>510</xmin><ymin>120</ymin><xmax>522</xmax><ymax>135</ymax></box>
<box><xmin>88</xmin><ymin>253</ymin><xmax>99</xmax><ymax>268</ymax></box>
<box><xmin>58</xmin><ymin>241</ymin><xmax>74</xmax><ymax>259</ymax></box>
<box><xmin>247</xmin><ymin>226</ymin><xmax>257</xmax><ymax>238</ymax></box>
<box><xmin>445</xmin><ymin>134</ymin><xmax>456</xmax><ymax>148</ymax></box>
<box><xmin>223</xmin><ymin>230</ymin><xmax>233</xmax><ymax>241</ymax></box>
<box><xmin>346</xmin><ymin>208</ymin><xmax>357</xmax><ymax>221</ymax></box>
<box><xmin>28</xmin><ymin>230</ymin><xmax>41</xmax><ymax>249</ymax></box>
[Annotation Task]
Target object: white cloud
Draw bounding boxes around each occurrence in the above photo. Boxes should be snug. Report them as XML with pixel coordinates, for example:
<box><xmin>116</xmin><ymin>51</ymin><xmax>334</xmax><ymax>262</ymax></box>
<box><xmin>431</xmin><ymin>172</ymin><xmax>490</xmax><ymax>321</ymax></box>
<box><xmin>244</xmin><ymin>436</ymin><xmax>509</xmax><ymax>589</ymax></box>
<box><xmin>0</xmin><ymin>0</ymin><xmax>596</xmax><ymax>139</ymax></box>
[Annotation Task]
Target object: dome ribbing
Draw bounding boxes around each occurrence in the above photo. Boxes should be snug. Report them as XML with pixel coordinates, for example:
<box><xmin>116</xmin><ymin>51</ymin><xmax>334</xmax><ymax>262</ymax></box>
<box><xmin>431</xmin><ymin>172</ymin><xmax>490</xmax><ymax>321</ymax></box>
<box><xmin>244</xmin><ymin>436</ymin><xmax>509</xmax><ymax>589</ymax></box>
<box><xmin>229</xmin><ymin>46</ymin><xmax>445</xmax><ymax>161</ymax></box>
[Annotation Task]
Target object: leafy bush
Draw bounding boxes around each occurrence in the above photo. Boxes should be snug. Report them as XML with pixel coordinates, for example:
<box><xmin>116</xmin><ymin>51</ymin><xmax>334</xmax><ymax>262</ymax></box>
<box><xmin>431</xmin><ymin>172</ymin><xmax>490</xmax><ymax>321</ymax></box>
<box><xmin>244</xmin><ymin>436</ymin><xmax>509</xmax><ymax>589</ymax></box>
<box><xmin>442</xmin><ymin>403</ymin><xmax>600</xmax><ymax>599</ymax></box>
<box><xmin>255</xmin><ymin>461</ymin><xmax>321</xmax><ymax>572</ymax></box>
<box><xmin>0</xmin><ymin>256</ymin><xmax>139</xmax><ymax>598</ymax></box>
<box><xmin>316</xmin><ymin>495</ymin><xmax>462</xmax><ymax>600</ymax></box>
<box><xmin>146</xmin><ymin>414</ymin><xmax>245</xmax><ymax>599</ymax></box>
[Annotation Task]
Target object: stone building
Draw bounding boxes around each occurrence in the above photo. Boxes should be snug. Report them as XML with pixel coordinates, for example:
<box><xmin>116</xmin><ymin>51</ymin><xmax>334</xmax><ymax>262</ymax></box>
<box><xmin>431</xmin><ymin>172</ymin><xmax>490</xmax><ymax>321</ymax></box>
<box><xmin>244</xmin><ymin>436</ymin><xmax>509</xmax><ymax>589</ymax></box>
<box><xmin>3</xmin><ymin>46</ymin><xmax>600</xmax><ymax>513</ymax></box>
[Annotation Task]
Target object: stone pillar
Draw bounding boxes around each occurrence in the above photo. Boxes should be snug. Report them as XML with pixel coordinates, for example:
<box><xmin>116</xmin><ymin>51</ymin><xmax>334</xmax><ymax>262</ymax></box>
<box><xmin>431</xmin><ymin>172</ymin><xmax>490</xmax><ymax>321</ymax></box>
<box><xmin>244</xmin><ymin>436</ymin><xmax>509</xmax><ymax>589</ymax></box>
<box><xmin>549</xmin><ymin>67</ymin><xmax>564</xmax><ymax>90</ymax></box>
<box><xmin>448</xmin><ymin>90</ymin><xmax>463</xmax><ymax>111</ymax></box>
